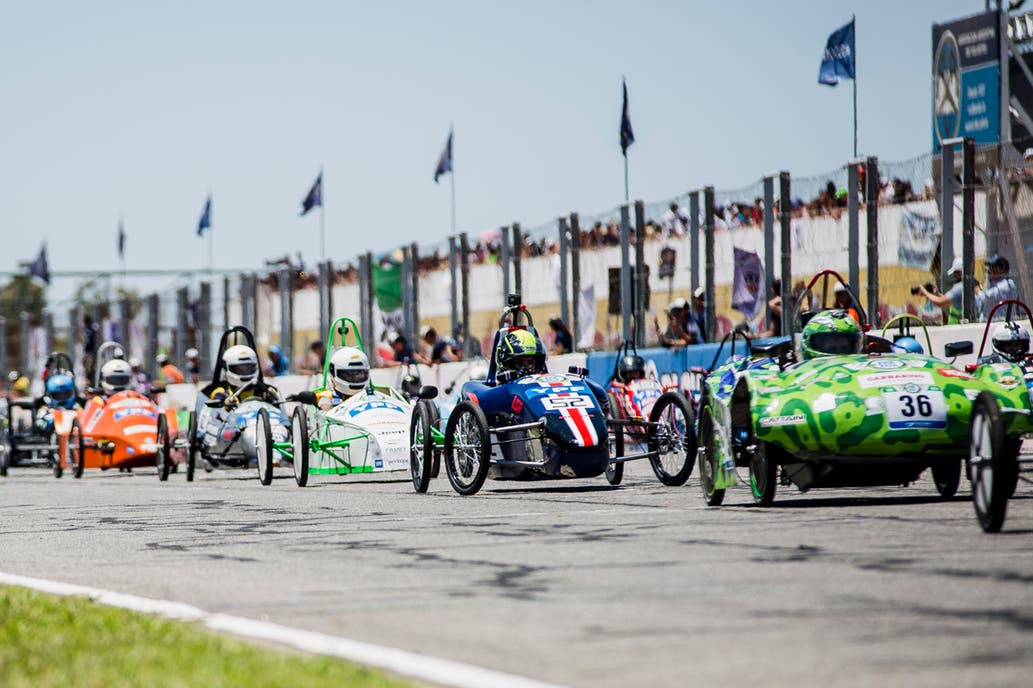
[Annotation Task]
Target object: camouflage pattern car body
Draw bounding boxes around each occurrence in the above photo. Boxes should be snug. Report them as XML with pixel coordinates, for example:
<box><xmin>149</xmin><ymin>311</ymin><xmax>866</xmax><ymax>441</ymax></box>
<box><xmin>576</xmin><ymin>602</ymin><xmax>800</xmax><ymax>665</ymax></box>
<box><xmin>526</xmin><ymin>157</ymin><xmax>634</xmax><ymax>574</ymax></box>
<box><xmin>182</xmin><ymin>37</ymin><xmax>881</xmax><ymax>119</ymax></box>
<box><xmin>967</xmin><ymin>356</ymin><xmax>1033</xmax><ymax>434</ymax></box>
<box><xmin>701</xmin><ymin>350</ymin><xmax>1000</xmax><ymax>492</ymax></box>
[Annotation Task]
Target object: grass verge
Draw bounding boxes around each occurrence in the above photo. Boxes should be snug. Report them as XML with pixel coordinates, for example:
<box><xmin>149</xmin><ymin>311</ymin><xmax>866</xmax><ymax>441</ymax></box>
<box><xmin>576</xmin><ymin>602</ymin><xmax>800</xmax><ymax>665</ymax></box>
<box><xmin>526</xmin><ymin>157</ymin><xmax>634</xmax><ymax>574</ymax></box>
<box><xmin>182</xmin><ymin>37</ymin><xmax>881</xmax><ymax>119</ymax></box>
<box><xmin>0</xmin><ymin>584</ymin><xmax>415</xmax><ymax>688</ymax></box>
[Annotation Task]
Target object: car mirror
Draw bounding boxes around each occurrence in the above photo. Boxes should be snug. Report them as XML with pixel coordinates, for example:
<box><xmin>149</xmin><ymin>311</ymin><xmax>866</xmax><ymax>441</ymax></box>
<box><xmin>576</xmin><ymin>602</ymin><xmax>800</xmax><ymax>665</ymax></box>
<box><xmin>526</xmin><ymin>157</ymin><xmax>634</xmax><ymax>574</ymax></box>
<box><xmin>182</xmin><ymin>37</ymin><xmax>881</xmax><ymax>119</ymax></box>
<box><xmin>419</xmin><ymin>385</ymin><xmax>438</xmax><ymax>400</ymax></box>
<box><xmin>292</xmin><ymin>391</ymin><xmax>317</xmax><ymax>405</ymax></box>
<box><xmin>568</xmin><ymin>366</ymin><xmax>588</xmax><ymax>377</ymax></box>
<box><xmin>945</xmin><ymin>341</ymin><xmax>974</xmax><ymax>357</ymax></box>
<box><xmin>150</xmin><ymin>385</ymin><xmax>166</xmax><ymax>394</ymax></box>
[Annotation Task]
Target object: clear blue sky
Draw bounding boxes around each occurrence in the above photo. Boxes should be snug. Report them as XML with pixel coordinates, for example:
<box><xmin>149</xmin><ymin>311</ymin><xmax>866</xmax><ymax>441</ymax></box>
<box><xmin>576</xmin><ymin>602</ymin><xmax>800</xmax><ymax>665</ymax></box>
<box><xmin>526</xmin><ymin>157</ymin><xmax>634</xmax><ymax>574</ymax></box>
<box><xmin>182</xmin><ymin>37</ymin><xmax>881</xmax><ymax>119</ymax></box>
<box><xmin>1</xmin><ymin>0</ymin><xmax>981</xmax><ymax>305</ymax></box>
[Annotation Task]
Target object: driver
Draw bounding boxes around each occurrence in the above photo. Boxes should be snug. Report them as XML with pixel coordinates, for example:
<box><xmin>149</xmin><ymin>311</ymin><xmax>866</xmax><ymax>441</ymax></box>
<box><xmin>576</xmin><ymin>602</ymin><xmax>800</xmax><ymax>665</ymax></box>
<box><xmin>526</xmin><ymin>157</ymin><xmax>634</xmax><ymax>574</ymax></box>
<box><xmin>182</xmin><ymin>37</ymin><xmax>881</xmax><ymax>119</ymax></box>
<box><xmin>314</xmin><ymin>347</ymin><xmax>370</xmax><ymax>409</ymax></box>
<box><xmin>988</xmin><ymin>321</ymin><xmax>1031</xmax><ymax>363</ymax></box>
<box><xmin>98</xmin><ymin>359</ymin><xmax>134</xmax><ymax>396</ymax></box>
<box><xmin>800</xmin><ymin>310</ymin><xmax>863</xmax><ymax>360</ymax></box>
<box><xmin>617</xmin><ymin>354</ymin><xmax>646</xmax><ymax>382</ymax></box>
<box><xmin>209</xmin><ymin>345</ymin><xmax>278</xmax><ymax>407</ymax></box>
<box><xmin>495</xmin><ymin>329</ymin><xmax>546</xmax><ymax>380</ymax></box>
<box><xmin>43</xmin><ymin>372</ymin><xmax>80</xmax><ymax>410</ymax></box>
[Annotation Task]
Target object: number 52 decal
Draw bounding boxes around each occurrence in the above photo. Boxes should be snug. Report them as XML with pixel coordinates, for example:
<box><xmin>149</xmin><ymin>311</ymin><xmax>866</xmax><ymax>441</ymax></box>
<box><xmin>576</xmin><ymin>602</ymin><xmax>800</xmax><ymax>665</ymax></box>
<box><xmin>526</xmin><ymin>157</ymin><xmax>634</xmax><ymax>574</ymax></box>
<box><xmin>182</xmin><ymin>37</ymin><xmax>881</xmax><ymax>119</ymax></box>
<box><xmin>540</xmin><ymin>394</ymin><xmax>596</xmax><ymax>410</ymax></box>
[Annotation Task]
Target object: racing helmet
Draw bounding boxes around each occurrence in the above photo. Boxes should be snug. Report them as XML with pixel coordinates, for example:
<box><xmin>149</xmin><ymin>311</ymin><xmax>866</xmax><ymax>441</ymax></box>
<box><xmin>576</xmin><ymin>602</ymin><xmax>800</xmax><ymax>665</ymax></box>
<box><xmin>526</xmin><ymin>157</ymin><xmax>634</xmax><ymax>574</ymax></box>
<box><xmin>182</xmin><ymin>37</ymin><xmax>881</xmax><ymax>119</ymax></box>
<box><xmin>991</xmin><ymin>321</ymin><xmax>1030</xmax><ymax>362</ymax></box>
<box><xmin>891</xmin><ymin>336</ymin><xmax>924</xmax><ymax>355</ymax></box>
<box><xmin>800</xmin><ymin>309</ymin><xmax>863</xmax><ymax>360</ymax></box>
<box><xmin>617</xmin><ymin>354</ymin><xmax>646</xmax><ymax>381</ymax></box>
<box><xmin>45</xmin><ymin>373</ymin><xmax>77</xmax><ymax>409</ymax></box>
<box><xmin>100</xmin><ymin>359</ymin><xmax>133</xmax><ymax>395</ymax></box>
<box><xmin>222</xmin><ymin>344</ymin><xmax>259</xmax><ymax>388</ymax></box>
<box><xmin>328</xmin><ymin>346</ymin><xmax>369</xmax><ymax>397</ymax></box>
<box><xmin>495</xmin><ymin>328</ymin><xmax>546</xmax><ymax>377</ymax></box>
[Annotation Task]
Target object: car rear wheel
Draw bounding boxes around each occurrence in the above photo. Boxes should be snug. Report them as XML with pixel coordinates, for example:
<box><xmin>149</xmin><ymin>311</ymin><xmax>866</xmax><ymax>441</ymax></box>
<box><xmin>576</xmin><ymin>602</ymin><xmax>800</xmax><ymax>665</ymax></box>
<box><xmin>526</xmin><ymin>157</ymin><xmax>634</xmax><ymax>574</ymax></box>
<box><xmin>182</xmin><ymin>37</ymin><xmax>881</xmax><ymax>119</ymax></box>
<box><xmin>932</xmin><ymin>458</ymin><xmax>961</xmax><ymax>499</ymax></box>
<box><xmin>70</xmin><ymin>419</ymin><xmax>85</xmax><ymax>479</ymax></box>
<box><xmin>749</xmin><ymin>440</ymin><xmax>778</xmax><ymax>506</ymax></box>
<box><xmin>443</xmin><ymin>401</ymin><xmax>490</xmax><ymax>496</ymax></box>
<box><xmin>605</xmin><ymin>393</ymin><xmax>625</xmax><ymax>485</ymax></box>
<box><xmin>410</xmin><ymin>400</ymin><xmax>435</xmax><ymax>493</ymax></box>
<box><xmin>291</xmin><ymin>407</ymin><xmax>310</xmax><ymax>487</ymax></box>
<box><xmin>648</xmin><ymin>392</ymin><xmax>696</xmax><ymax>486</ymax></box>
<box><xmin>969</xmin><ymin>391</ymin><xmax>1015</xmax><ymax>533</ymax></box>
<box><xmin>256</xmin><ymin>408</ymin><xmax>274</xmax><ymax>486</ymax></box>
<box><xmin>156</xmin><ymin>414</ymin><xmax>171</xmax><ymax>482</ymax></box>
<box><xmin>0</xmin><ymin>430</ymin><xmax>11</xmax><ymax>477</ymax></box>
<box><xmin>698</xmin><ymin>403</ymin><xmax>724</xmax><ymax>506</ymax></box>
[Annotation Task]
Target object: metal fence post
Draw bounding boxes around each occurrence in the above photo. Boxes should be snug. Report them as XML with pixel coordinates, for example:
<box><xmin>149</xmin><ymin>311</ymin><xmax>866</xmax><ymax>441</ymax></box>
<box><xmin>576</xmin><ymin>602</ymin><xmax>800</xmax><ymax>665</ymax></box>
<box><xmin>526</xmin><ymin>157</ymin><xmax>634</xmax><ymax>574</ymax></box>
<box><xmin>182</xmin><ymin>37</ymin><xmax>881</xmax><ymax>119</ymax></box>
<box><xmin>460</xmin><ymin>232</ymin><xmax>471</xmax><ymax>356</ymax></box>
<box><xmin>223</xmin><ymin>276</ymin><xmax>231</xmax><ymax>333</ymax></box>
<box><xmin>448</xmin><ymin>236</ymin><xmax>459</xmax><ymax>339</ymax></box>
<box><xmin>410</xmin><ymin>242</ymin><xmax>420</xmax><ymax>334</ymax></box>
<box><xmin>199</xmin><ymin>282</ymin><xmax>212</xmax><ymax>376</ymax></box>
<box><xmin>763</xmin><ymin>176</ymin><xmax>776</xmax><ymax>330</ymax></box>
<box><xmin>558</xmin><ymin>217</ymin><xmax>570</xmax><ymax>326</ymax></box>
<box><xmin>400</xmin><ymin>246</ymin><xmax>413</xmax><ymax>341</ymax></box>
<box><xmin>865</xmin><ymin>157</ymin><xmax>880</xmax><ymax>326</ymax></box>
<box><xmin>118</xmin><ymin>294</ymin><xmax>131</xmax><ymax>352</ymax></box>
<box><xmin>962</xmin><ymin>140</ymin><xmax>975</xmax><ymax>321</ymax></box>
<box><xmin>0</xmin><ymin>317</ymin><xmax>6</xmax><ymax>377</ymax></box>
<box><xmin>324</xmin><ymin>261</ymin><xmax>334</xmax><ymax>340</ymax></box>
<box><xmin>689</xmin><ymin>191</ymin><xmax>700</xmax><ymax>293</ymax></box>
<box><xmin>146</xmin><ymin>294</ymin><xmax>159</xmax><ymax>380</ymax></box>
<box><xmin>940</xmin><ymin>143</ymin><xmax>956</xmax><ymax>291</ymax></box>
<box><xmin>318</xmin><ymin>262</ymin><xmax>328</xmax><ymax>346</ymax></box>
<box><xmin>19</xmin><ymin>311</ymin><xmax>30</xmax><ymax>377</ymax></box>
<box><xmin>357</xmin><ymin>254</ymin><xmax>371</xmax><ymax>352</ymax></box>
<box><xmin>43</xmin><ymin>311</ymin><xmax>54</xmax><ymax>356</ymax></box>
<box><xmin>619</xmin><ymin>204</ymin><xmax>632</xmax><ymax>343</ymax></box>
<box><xmin>500</xmin><ymin>226</ymin><xmax>511</xmax><ymax>301</ymax></box>
<box><xmin>512</xmin><ymin>223</ymin><xmax>523</xmax><ymax>295</ymax></box>
<box><xmin>570</xmin><ymin>212</ymin><xmax>581</xmax><ymax>351</ymax></box>
<box><xmin>704</xmin><ymin>187</ymin><xmax>716</xmax><ymax>342</ymax></box>
<box><xmin>779</xmin><ymin>172</ymin><xmax>792</xmax><ymax>336</ymax></box>
<box><xmin>847</xmin><ymin>161</ymin><xmax>860</xmax><ymax>298</ymax></box>
<box><xmin>175</xmin><ymin>287</ymin><xmax>189</xmax><ymax>365</ymax></box>
<box><xmin>633</xmin><ymin>200</ymin><xmax>647</xmax><ymax>347</ymax></box>
<box><xmin>277</xmin><ymin>269</ymin><xmax>293</xmax><ymax>367</ymax></box>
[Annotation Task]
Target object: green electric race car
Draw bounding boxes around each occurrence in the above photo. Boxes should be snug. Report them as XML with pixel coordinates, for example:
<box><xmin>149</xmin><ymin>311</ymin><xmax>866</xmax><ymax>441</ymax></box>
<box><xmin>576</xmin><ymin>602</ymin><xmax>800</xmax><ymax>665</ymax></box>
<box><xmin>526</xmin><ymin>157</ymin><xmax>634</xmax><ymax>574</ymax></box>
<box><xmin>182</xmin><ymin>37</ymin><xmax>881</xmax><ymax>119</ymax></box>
<box><xmin>696</xmin><ymin>270</ymin><xmax>1011</xmax><ymax>515</ymax></box>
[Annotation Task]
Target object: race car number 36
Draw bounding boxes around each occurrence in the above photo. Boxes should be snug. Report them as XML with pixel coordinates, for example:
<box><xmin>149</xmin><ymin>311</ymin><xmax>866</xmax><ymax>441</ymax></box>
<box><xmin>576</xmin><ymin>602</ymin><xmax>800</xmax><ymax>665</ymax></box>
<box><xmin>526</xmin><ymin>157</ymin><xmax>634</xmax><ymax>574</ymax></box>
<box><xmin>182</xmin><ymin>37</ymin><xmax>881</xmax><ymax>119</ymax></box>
<box><xmin>882</xmin><ymin>390</ymin><xmax>947</xmax><ymax>429</ymax></box>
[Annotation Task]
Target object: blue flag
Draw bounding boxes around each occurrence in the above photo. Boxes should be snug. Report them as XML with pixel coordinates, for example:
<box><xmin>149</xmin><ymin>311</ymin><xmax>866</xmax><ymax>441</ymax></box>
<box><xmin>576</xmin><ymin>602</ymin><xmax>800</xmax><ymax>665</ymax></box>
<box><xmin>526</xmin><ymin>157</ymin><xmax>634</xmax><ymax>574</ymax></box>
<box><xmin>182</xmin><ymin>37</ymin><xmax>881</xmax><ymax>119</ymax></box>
<box><xmin>434</xmin><ymin>129</ymin><xmax>453</xmax><ymax>183</ymax></box>
<box><xmin>620</xmin><ymin>78</ymin><xmax>634</xmax><ymax>155</ymax></box>
<box><xmin>197</xmin><ymin>195</ymin><xmax>212</xmax><ymax>236</ymax></box>
<box><xmin>301</xmin><ymin>172</ymin><xmax>322</xmax><ymax>215</ymax></box>
<box><xmin>28</xmin><ymin>244</ymin><xmax>50</xmax><ymax>285</ymax></box>
<box><xmin>819</xmin><ymin>19</ymin><xmax>855</xmax><ymax>86</ymax></box>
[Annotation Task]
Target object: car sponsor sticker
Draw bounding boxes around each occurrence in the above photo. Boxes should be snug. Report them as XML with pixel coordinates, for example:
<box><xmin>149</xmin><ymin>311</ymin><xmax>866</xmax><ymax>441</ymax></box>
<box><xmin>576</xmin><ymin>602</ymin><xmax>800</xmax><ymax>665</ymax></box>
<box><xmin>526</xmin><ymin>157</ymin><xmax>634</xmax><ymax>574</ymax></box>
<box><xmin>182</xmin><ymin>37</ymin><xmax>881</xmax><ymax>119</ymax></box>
<box><xmin>937</xmin><ymin>368</ymin><xmax>974</xmax><ymax>380</ymax></box>
<box><xmin>113</xmin><ymin>408</ymin><xmax>157</xmax><ymax>421</ymax></box>
<box><xmin>858</xmin><ymin>371</ymin><xmax>933</xmax><ymax>389</ymax></box>
<box><xmin>348</xmin><ymin>400</ymin><xmax>405</xmax><ymax>416</ymax></box>
<box><xmin>881</xmin><ymin>389</ymin><xmax>947</xmax><ymax>429</ymax></box>
<box><xmin>868</xmin><ymin>359</ymin><xmax>905</xmax><ymax>370</ymax></box>
<box><xmin>759</xmin><ymin>414</ymin><xmax>806</xmax><ymax>428</ymax></box>
<box><xmin>539</xmin><ymin>393</ymin><xmax>596</xmax><ymax>411</ymax></box>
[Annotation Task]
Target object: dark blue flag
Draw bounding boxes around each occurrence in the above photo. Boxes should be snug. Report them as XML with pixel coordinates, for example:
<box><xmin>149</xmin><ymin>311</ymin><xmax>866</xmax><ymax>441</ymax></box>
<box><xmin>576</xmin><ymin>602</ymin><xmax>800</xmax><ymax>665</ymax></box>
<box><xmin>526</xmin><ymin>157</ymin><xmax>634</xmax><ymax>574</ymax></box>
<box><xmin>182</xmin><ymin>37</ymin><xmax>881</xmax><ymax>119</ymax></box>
<box><xmin>198</xmin><ymin>196</ymin><xmax>212</xmax><ymax>236</ymax></box>
<box><xmin>818</xmin><ymin>19</ymin><xmax>855</xmax><ymax>86</ymax></box>
<box><xmin>620</xmin><ymin>78</ymin><xmax>635</xmax><ymax>155</ymax></box>
<box><xmin>28</xmin><ymin>244</ymin><xmax>50</xmax><ymax>285</ymax></box>
<box><xmin>434</xmin><ymin>129</ymin><xmax>453</xmax><ymax>183</ymax></box>
<box><xmin>117</xmin><ymin>220</ymin><xmax>126</xmax><ymax>259</ymax></box>
<box><xmin>301</xmin><ymin>172</ymin><xmax>322</xmax><ymax>215</ymax></box>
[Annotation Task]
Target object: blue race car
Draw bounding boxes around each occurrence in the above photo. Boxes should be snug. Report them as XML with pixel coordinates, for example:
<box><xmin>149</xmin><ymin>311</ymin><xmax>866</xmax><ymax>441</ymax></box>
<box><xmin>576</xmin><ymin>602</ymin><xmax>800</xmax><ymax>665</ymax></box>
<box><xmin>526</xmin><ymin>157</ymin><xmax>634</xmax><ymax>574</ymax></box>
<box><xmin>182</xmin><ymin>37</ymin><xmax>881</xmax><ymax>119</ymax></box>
<box><xmin>409</xmin><ymin>295</ymin><xmax>696</xmax><ymax>495</ymax></box>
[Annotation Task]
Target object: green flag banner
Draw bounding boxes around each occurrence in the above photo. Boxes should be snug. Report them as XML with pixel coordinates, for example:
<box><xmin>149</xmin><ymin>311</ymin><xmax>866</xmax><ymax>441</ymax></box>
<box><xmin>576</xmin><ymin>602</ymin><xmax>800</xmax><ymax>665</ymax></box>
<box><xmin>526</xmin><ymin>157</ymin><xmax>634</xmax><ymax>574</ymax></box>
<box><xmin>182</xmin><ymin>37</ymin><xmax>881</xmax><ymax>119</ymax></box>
<box><xmin>372</xmin><ymin>261</ymin><xmax>403</xmax><ymax>312</ymax></box>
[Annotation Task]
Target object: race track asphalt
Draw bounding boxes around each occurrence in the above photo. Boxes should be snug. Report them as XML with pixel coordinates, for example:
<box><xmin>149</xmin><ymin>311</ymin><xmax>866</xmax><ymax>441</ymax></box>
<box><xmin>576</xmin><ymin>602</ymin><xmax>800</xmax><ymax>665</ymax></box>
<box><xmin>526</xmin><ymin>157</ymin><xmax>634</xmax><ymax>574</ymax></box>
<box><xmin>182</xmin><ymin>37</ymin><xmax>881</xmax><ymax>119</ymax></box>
<box><xmin>1</xmin><ymin>461</ymin><xmax>1031</xmax><ymax>688</ymax></box>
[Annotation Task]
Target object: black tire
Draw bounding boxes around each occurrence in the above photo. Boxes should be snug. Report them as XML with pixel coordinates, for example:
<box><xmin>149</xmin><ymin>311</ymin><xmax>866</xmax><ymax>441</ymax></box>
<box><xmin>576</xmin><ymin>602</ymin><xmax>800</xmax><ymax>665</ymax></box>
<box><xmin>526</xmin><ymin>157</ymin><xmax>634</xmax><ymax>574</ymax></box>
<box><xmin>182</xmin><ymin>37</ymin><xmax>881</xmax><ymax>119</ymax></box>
<box><xmin>931</xmin><ymin>458</ymin><xmax>961</xmax><ymax>499</ymax></box>
<box><xmin>70</xmin><ymin>419</ymin><xmax>85</xmax><ymax>479</ymax></box>
<box><xmin>427</xmin><ymin>402</ymin><xmax>442</xmax><ymax>479</ymax></box>
<box><xmin>605</xmin><ymin>393</ymin><xmax>625</xmax><ymax>486</ymax></box>
<box><xmin>698</xmin><ymin>402</ymin><xmax>724</xmax><ymax>506</ymax></box>
<box><xmin>647</xmin><ymin>391</ymin><xmax>696</xmax><ymax>486</ymax></box>
<box><xmin>256</xmin><ymin>408</ymin><xmax>274</xmax><ymax>486</ymax></box>
<box><xmin>186</xmin><ymin>411</ymin><xmax>197</xmax><ymax>482</ymax></box>
<box><xmin>410</xmin><ymin>401</ymin><xmax>435</xmax><ymax>493</ymax></box>
<box><xmin>291</xmin><ymin>407</ymin><xmax>310</xmax><ymax>487</ymax></box>
<box><xmin>749</xmin><ymin>441</ymin><xmax>778</xmax><ymax>506</ymax></box>
<box><xmin>156</xmin><ymin>414</ymin><xmax>171</xmax><ymax>482</ymax></box>
<box><xmin>0</xmin><ymin>430</ymin><xmax>11</xmax><ymax>477</ymax></box>
<box><xmin>969</xmin><ymin>391</ymin><xmax>1015</xmax><ymax>533</ymax></box>
<box><xmin>52</xmin><ymin>430</ymin><xmax>63</xmax><ymax>478</ymax></box>
<box><xmin>443</xmin><ymin>400</ymin><xmax>490</xmax><ymax>496</ymax></box>
<box><xmin>1002</xmin><ymin>437</ymin><xmax>1022</xmax><ymax>499</ymax></box>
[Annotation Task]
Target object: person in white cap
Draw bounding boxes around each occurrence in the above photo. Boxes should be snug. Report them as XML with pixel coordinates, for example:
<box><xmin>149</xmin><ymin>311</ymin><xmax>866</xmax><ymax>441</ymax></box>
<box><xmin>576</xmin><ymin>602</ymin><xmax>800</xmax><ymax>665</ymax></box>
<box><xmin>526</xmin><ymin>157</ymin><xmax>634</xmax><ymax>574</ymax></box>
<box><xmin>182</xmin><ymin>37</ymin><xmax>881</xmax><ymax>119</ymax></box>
<box><xmin>917</xmin><ymin>257</ymin><xmax>964</xmax><ymax>324</ymax></box>
<box><xmin>688</xmin><ymin>287</ymin><xmax>708</xmax><ymax>342</ymax></box>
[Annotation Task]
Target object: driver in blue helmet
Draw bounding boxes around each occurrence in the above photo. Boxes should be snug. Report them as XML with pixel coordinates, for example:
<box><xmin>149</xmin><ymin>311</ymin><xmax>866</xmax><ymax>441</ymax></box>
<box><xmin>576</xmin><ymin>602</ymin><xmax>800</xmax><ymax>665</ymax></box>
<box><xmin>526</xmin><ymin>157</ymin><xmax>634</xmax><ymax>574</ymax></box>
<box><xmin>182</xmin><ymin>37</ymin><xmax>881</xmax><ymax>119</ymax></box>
<box><xmin>891</xmin><ymin>336</ymin><xmax>924</xmax><ymax>355</ymax></box>
<box><xmin>43</xmin><ymin>372</ymin><xmax>79</xmax><ymax>410</ymax></box>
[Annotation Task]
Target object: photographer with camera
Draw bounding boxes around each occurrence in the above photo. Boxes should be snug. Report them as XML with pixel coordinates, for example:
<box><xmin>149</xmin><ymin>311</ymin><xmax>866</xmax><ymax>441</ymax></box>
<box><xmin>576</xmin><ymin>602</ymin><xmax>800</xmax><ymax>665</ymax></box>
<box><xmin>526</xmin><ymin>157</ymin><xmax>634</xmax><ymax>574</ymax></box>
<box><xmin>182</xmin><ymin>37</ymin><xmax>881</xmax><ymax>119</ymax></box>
<box><xmin>915</xmin><ymin>257</ymin><xmax>963</xmax><ymax>324</ymax></box>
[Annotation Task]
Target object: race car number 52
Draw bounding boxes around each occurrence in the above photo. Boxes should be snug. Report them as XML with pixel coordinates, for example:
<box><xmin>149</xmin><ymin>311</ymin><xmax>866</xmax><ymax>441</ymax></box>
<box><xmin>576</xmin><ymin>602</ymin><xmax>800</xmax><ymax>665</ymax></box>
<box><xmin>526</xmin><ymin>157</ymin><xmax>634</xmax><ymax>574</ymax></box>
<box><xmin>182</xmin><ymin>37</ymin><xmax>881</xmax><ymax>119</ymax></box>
<box><xmin>882</xmin><ymin>391</ymin><xmax>946</xmax><ymax>429</ymax></box>
<box><xmin>540</xmin><ymin>395</ymin><xmax>595</xmax><ymax>410</ymax></box>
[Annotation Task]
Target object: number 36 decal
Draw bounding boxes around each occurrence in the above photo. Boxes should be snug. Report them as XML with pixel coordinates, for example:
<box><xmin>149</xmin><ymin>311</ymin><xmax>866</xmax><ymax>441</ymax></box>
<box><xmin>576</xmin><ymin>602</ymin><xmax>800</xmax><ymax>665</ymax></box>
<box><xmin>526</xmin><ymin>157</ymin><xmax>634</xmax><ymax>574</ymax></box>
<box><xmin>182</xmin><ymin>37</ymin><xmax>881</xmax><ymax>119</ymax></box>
<box><xmin>540</xmin><ymin>395</ymin><xmax>596</xmax><ymax>410</ymax></box>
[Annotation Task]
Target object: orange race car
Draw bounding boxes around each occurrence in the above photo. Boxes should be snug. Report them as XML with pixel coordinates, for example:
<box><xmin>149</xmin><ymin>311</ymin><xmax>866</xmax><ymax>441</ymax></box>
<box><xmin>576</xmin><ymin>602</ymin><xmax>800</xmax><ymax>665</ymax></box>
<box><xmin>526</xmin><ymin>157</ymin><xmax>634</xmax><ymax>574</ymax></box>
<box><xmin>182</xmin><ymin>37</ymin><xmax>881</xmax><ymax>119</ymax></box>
<box><xmin>55</xmin><ymin>342</ymin><xmax>179</xmax><ymax>478</ymax></box>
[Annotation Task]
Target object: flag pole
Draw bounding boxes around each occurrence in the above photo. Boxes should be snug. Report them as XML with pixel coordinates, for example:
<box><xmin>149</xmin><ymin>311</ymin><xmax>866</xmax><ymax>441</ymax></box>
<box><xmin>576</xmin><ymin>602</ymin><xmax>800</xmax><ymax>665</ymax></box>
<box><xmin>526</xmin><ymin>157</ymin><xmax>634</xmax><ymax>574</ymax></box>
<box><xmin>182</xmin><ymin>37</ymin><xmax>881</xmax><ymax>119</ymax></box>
<box><xmin>320</xmin><ymin>166</ymin><xmax>326</xmax><ymax>263</ymax></box>
<box><xmin>623</xmin><ymin>153</ymin><xmax>629</xmax><ymax>204</ymax></box>
<box><xmin>852</xmin><ymin>14</ymin><xmax>857</xmax><ymax>159</ymax></box>
<box><xmin>207</xmin><ymin>191</ymin><xmax>213</xmax><ymax>274</ymax></box>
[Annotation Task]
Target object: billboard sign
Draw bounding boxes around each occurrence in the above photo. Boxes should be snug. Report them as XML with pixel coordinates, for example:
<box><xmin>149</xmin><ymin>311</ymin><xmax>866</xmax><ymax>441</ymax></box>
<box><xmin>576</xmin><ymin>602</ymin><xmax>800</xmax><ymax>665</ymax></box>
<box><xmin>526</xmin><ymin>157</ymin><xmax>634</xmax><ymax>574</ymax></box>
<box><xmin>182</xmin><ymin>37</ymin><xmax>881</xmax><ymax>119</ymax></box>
<box><xmin>932</xmin><ymin>11</ymin><xmax>1000</xmax><ymax>150</ymax></box>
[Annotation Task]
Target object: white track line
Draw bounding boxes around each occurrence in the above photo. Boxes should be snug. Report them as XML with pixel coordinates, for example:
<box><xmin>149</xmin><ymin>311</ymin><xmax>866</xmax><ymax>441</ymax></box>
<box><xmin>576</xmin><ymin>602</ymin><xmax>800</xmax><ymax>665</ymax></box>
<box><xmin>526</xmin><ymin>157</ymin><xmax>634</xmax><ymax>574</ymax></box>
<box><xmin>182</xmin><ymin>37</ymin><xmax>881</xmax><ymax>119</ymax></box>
<box><xmin>0</xmin><ymin>571</ymin><xmax>567</xmax><ymax>688</ymax></box>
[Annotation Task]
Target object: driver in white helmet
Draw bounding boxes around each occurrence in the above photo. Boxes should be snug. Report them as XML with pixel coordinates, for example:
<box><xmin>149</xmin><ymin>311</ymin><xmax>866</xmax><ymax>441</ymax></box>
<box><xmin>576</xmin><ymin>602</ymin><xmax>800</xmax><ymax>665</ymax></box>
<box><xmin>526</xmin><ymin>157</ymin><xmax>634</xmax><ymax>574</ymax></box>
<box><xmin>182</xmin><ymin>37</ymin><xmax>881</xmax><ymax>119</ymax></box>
<box><xmin>314</xmin><ymin>347</ymin><xmax>370</xmax><ymax>410</ymax></box>
<box><xmin>98</xmin><ymin>359</ymin><xmax>134</xmax><ymax>397</ymax></box>
<box><xmin>209</xmin><ymin>344</ymin><xmax>279</xmax><ymax>407</ymax></box>
<box><xmin>983</xmin><ymin>321</ymin><xmax>1032</xmax><ymax>364</ymax></box>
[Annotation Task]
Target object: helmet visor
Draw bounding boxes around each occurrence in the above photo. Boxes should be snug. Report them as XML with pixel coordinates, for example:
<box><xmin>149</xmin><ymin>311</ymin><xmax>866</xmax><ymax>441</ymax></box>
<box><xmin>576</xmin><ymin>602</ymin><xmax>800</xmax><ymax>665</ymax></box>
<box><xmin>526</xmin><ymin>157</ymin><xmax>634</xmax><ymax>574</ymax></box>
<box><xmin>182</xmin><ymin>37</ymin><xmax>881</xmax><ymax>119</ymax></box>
<box><xmin>228</xmin><ymin>362</ymin><xmax>257</xmax><ymax>378</ymax></box>
<box><xmin>996</xmin><ymin>338</ymin><xmax>1028</xmax><ymax>359</ymax></box>
<box><xmin>809</xmin><ymin>331</ymin><xmax>861</xmax><ymax>356</ymax></box>
<box><xmin>337</xmin><ymin>368</ymin><xmax>369</xmax><ymax>384</ymax></box>
<box><xmin>508</xmin><ymin>354</ymin><xmax>538</xmax><ymax>374</ymax></box>
<box><xmin>104</xmin><ymin>373</ymin><xmax>131</xmax><ymax>389</ymax></box>
<box><xmin>50</xmin><ymin>388</ymin><xmax>74</xmax><ymax>403</ymax></box>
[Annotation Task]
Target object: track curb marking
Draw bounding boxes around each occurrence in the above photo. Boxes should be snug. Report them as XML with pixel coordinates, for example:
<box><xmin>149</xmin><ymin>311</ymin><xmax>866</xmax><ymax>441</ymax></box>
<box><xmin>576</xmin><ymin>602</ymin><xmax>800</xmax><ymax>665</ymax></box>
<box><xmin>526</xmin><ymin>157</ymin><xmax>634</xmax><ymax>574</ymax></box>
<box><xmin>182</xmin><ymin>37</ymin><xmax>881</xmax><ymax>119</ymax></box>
<box><xmin>0</xmin><ymin>571</ymin><xmax>567</xmax><ymax>688</ymax></box>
